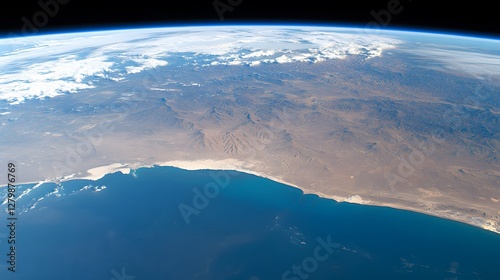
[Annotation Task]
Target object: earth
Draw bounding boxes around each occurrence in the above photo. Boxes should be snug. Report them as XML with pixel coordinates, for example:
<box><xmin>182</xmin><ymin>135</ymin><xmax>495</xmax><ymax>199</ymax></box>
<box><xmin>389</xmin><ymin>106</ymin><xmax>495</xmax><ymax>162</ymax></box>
<box><xmin>0</xmin><ymin>25</ymin><xmax>499</xmax><ymax>278</ymax></box>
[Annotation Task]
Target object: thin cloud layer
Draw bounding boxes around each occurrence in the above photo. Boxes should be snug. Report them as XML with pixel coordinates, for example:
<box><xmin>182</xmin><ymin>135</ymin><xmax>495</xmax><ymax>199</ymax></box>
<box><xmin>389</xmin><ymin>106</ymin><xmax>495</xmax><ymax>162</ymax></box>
<box><xmin>0</xmin><ymin>26</ymin><xmax>402</xmax><ymax>105</ymax></box>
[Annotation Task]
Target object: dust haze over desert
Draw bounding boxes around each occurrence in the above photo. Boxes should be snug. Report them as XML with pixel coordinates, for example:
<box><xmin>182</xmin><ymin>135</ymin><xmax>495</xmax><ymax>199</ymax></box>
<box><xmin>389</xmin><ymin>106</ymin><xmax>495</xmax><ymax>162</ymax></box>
<box><xmin>0</xmin><ymin>26</ymin><xmax>499</xmax><ymax>233</ymax></box>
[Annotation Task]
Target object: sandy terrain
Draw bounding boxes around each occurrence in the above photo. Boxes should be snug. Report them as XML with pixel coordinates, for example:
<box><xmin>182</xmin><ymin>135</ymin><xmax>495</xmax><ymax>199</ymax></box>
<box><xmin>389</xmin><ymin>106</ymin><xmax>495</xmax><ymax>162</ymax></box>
<box><xmin>1</xmin><ymin>56</ymin><xmax>498</xmax><ymax>234</ymax></box>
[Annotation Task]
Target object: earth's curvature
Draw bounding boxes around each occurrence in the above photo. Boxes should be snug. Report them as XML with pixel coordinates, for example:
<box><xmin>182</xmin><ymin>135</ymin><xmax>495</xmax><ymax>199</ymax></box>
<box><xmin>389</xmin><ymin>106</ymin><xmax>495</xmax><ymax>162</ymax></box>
<box><xmin>0</xmin><ymin>26</ymin><xmax>500</xmax><ymax>278</ymax></box>
<box><xmin>1</xmin><ymin>25</ymin><xmax>499</xmax><ymax>233</ymax></box>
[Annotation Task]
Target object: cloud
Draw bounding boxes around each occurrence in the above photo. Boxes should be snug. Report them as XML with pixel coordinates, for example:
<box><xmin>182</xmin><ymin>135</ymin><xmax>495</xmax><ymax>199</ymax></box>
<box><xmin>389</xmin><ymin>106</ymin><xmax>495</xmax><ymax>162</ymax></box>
<box><xmin>409</xmin><ymin>46</ymin><xmax>500</xmax><ymax>79</ymax></box>
<box><xmin>0</xmin><ymin>26</ymin><xmax>402</xmax><ymax>104</ymax></box>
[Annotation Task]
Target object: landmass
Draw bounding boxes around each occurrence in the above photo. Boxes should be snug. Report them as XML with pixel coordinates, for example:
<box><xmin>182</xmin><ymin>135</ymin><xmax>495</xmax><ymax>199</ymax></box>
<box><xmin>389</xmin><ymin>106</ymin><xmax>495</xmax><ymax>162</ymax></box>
<box><xmin>1</xmin><ymin>55</ymin><xmax>499</xmax><ymax>234</ymax></box>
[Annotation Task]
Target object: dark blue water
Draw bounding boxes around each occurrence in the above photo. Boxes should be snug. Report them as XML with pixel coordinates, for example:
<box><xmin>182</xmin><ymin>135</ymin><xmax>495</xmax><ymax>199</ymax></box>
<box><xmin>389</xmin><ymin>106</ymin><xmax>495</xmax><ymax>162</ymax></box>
<box><xmin>1</xmin><ymin>166</ymin><xmax>499</xmax><ymax>279</ymax></box>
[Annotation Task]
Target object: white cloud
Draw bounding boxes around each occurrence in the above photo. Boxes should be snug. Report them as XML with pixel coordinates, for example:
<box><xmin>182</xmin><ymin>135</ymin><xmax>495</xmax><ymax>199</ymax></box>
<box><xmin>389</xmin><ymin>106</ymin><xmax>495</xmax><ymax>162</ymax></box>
<box><xmin>125</xmin><ymin>58</ymin><xmax>168</xmax><ymax>74</ymax></box>
<box><xmin>0</xmin><ymin>26</ymin><xmax>403</xmax><ymax>104</ymax></box>
<box><xmin>409</xmin><ymin>46</ymin><xmax>500</xmax><ymax>79</ymax></box>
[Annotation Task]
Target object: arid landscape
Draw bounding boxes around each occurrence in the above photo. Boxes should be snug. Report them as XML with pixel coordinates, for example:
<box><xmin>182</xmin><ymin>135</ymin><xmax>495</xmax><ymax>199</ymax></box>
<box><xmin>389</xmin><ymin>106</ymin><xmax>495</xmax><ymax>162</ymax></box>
<box><xmin>1</xmin><ymin>51</ymin><xmax>499</xmax><ymax>234</ymax></box>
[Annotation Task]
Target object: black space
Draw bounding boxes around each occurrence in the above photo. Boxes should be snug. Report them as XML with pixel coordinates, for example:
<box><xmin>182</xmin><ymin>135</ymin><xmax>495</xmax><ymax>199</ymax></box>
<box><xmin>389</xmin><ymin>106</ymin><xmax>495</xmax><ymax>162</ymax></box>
<box><xmin>0</xmin><ymin>0</ymin><xmax>499</xmax><ymax>38</ymax></box>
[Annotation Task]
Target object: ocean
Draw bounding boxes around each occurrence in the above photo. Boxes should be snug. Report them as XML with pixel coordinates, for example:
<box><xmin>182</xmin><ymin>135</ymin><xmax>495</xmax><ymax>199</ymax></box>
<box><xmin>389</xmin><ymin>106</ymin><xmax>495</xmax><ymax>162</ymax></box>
<box><xmin>1</xmin><ymin>165</ymin><xmax>499</xmax><ymax>279</ymax></box>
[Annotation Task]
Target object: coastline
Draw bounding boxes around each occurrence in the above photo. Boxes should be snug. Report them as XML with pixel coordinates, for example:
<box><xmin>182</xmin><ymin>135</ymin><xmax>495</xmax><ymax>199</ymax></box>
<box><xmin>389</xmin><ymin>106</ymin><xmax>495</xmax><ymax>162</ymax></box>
<box><xmin>67</xmin><ymin>159</ymin><xmax>372</xmax><ymax>207</ymax></box>
<box><xmin>78</xmin><ymin>159</ymin><xmax>306</xmax><ymax>191</ymax></box>
<box><xmin>3</xmin><ymin>159</ymin><xmax>499</xmax><ymax>235</ymax></box>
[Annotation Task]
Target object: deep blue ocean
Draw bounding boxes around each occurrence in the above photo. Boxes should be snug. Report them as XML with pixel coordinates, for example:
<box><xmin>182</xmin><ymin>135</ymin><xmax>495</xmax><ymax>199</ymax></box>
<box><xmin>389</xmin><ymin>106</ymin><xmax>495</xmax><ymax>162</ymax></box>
<box><xmin>2</xmin><ymin>166</ymin><xmax>499</xmax><ymax>280</ymax></box>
